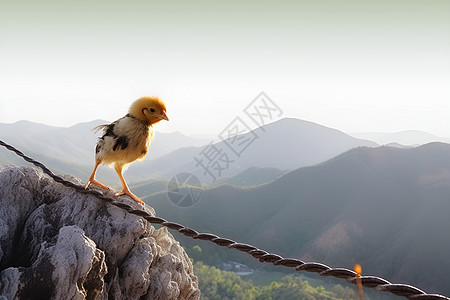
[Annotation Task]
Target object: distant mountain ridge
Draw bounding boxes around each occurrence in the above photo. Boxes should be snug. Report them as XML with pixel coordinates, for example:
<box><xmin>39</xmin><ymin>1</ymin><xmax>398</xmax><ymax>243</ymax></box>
<box><xmin>0</xmin><ymin>119</ymin><xmax>209</xmax><ymax>164</ymax></box>
<box><xmin>1</xmin><ymin>118</ymin><xmax>378</xmax><ymax>184</ymax></box>
<box><xmin>0</xmin><ymin>119</ymin><xmax>209</xmax><ymax>185</ymax></box>
<box><xmin>144</xmin><ymin>142</ymin><xmax>450</xmax><ymax>295</ymax></box>
<box><xmin>351</xmin><ymin>130</ymin><xmax>449</xmax><ymax>146</ymax></box>
<box><xmin>214</xmin><ymin>167</ymin><xmax>288</xmax><ymax>187</ymax></box>
<box><xmin>128</xmin><ymin>118</ymin><xmax>378</xmax><ymax>182</ymax></box>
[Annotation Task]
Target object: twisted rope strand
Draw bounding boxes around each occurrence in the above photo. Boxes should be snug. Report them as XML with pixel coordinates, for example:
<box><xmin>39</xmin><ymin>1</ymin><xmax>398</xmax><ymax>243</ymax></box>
<box><xmin>0</xmin><ymin>140</ymin><xmax>448</xmax><ymax>300</ymax></box>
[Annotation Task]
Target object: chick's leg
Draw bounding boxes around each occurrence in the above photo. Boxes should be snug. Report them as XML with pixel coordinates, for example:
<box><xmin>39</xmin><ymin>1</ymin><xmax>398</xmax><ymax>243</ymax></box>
<box><xmin>85</xmin><ymin>160</ymin><xmax>110</xmax><ymax>190</ymax></box>
<box><xmin>114</xmin><ymin>165</ymin><xmax>144</xmax><ymax>205</ymax></box>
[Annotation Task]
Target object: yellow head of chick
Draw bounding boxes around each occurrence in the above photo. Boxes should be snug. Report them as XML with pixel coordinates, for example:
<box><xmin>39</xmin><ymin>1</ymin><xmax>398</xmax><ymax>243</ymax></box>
<box><xmin>129</xmin><ymin>96</ymin><xmax>169</xmax><ymax>125</ymax></box>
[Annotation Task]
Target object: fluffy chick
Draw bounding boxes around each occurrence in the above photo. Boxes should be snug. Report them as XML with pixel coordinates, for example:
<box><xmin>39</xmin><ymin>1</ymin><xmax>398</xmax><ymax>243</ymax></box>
<box><xmin>85</xmin><ymin>96</ymin><xmax>169</xmax><ymax>204</ymax></box>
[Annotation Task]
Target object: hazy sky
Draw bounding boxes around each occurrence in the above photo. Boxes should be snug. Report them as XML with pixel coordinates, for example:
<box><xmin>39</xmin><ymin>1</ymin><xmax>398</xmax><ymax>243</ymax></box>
<box><xmin>1</xmin><ymin>0</ymin><xmax>449</xmax><ymax>136</ymax></box>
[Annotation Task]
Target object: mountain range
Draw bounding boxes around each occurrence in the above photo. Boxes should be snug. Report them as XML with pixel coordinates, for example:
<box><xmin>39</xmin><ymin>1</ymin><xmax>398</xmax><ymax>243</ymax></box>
<box><xmin>142</xmin><ymin>142</ymin><xmax>450</xmax><ymax>295</ymax></box>
<box><xmin>1</xmin><ymin>118</ymin><xmax>378</xmax><ymax>184</ymax></box>
<box><xmin>126</xmin><ymin>118</ymin><xmax>378</xmax><ymax>183</ymax></box>
<box><xmin>351</xmin><ymin>130</ymin><xmax>450</xmax><ymax>146</ymax></box>
<box><xmin>0</xmin><ymin>119</ymin><xmax>210</xmax><ymax>163</ymax></box>
<box><xmin>0</xmin><ymin>120</ymin><xmax>209</xmax><ymax>184</ymax></box>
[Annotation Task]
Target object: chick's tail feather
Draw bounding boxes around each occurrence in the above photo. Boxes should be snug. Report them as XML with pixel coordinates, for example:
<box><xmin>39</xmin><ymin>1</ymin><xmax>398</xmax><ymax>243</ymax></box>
<box><xmin>92</xmin><ymin>124</ymin><xmax>109</xmax><ymax>133</ymax></box>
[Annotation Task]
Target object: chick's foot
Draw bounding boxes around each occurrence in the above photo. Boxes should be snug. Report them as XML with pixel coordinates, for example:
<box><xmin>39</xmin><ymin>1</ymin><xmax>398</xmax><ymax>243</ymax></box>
<box><xmin>85</xmin><ymin>179</ymin><xmax>110</xmax><ymax>190</ymax></box>
<box><xmin>115</xmin><ymin>189</ymin><xmax>145</xmax><ymax>205</ymax></box>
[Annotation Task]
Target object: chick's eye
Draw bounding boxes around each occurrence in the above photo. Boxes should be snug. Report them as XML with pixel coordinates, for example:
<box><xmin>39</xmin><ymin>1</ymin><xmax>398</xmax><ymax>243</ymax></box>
<box><xmin>149</xmin><ymin>108</ymin><xmax>156</xmax><ymax>113</ymax></box>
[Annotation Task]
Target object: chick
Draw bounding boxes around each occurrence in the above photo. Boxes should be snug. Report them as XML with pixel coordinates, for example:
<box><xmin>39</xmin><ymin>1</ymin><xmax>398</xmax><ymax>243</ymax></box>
<box><xmin>85</xmin><ymin>96</ymin><xmax>169</xmax><ymax>204</ymax></box>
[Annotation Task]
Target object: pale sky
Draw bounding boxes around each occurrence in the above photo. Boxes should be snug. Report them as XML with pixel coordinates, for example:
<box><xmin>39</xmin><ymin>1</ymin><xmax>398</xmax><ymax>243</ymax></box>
<box><xmin>1</xmin><ymin>0</ymin><xmax>449</xmax><ymax>137</ymax></box>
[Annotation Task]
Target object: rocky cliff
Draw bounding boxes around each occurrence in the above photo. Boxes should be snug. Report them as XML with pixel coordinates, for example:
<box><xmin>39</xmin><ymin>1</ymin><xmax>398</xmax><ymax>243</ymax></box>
<box><xmin>0</xmin><ymin>166</ymin><xmax>200</xmax><ymax>300</ymax></box>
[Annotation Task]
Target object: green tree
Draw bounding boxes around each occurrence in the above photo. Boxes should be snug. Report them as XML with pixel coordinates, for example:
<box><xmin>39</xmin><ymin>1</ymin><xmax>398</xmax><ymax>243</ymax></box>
<box><xmin>191</xmin><ymin>245</ymin><xmax>203</xmax><ymax>261</ymax></box>
<box><xmin>194</xmin><ymin>262</ymin><xmax>354</xmax><ymax>300</ymax></box>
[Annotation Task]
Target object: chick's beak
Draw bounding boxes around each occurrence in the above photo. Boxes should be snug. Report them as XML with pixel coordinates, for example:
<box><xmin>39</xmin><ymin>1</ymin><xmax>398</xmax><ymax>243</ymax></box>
<box><xmin>161</xmin><ymin>110</ymin><xmax>169</xmax><ymax>121</ymax></box>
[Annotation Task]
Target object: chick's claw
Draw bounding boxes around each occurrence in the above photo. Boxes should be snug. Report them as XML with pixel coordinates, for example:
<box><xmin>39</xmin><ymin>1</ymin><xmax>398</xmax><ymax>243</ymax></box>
<box><xmin>115</xmin><ymin>190</ymin><xmax>145</xmax><ymax>205</ymax></box>
<box><xmin>84</xmin><ymin>179</ymin><xmax>110</xmax><ymax>190</ymax></box>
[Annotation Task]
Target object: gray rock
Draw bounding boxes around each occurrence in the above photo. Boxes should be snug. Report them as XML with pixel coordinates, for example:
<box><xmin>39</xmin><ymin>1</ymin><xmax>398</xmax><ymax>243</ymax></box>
<box><xmin>0</xmin><ymin>166</ymin><xmax>200</xmax><ymax>300</ymax></box>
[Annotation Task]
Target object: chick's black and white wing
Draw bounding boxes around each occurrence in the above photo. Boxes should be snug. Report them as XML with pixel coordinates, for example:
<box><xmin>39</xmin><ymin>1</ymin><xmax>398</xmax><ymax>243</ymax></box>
<box><xmin>93</xmin><ymin>117</ymin><xmax>127</xmax><ymax>155</ymax></box>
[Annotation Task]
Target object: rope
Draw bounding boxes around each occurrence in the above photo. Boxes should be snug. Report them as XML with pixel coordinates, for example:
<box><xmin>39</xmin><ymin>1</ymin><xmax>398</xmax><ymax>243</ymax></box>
<box><xmin>0</xmin><ymin>139</ymin><xmax>448</xmax><ymax>300</ymax></box>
